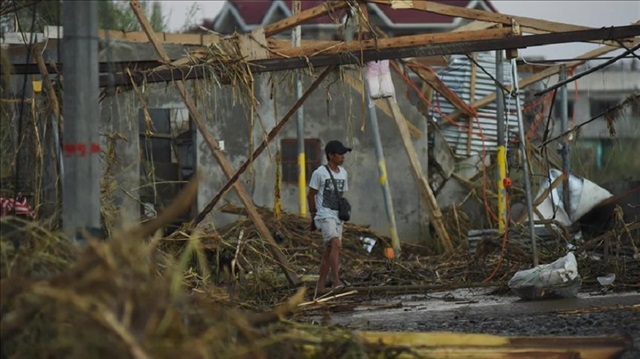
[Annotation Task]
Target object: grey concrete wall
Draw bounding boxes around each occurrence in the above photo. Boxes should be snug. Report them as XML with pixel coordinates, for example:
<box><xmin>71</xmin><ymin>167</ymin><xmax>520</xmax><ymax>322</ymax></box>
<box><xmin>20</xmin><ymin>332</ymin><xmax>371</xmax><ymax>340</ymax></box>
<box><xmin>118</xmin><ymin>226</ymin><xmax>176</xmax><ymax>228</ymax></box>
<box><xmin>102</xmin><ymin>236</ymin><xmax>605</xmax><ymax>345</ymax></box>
<box><xmin>193</xmin><ymin>68</ymin><xmax>434</xmax><ymax>241</ymax></box>
<box><xmin>101</xmin><ymin>67</ymin><xmax>435</xmax><ymax>242</ymax></box>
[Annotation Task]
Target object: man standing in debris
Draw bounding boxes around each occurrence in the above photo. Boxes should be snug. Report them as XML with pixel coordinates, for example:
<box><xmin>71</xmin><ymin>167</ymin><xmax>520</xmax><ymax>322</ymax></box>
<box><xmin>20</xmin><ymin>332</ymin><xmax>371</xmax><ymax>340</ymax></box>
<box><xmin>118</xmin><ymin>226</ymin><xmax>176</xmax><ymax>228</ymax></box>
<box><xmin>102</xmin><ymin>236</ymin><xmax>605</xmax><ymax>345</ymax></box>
<box><xmin>308</xmin><ymin>140</ymin><xmax>351</xmax><ymax>293</ymax></box>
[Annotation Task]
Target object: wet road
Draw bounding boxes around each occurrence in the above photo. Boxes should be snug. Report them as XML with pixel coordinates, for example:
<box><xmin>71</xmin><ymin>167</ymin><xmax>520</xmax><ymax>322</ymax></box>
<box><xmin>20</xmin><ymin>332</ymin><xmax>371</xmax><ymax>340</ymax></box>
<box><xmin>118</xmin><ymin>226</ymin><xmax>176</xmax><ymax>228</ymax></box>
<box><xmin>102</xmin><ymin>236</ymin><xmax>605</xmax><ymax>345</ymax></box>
<box><xmin>320</xmin><ymin>289</ymin><xmax>640</xmax><ymax>358</ymax></box>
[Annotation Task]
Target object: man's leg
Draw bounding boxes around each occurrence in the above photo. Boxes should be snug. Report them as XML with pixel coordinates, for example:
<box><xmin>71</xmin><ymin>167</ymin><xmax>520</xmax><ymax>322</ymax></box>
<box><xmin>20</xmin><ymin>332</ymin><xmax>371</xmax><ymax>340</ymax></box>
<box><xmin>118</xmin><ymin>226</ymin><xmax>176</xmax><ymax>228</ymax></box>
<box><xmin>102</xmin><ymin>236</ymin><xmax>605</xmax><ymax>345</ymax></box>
<box><xmin>317</xmin><ymin>245</ymin><xmax>331</xmax><ymax>292</ymax></box>
<box><xmin>329</xmin><ymin>237</ymin><xmax>343</xmax><ymax>287</ymax></box>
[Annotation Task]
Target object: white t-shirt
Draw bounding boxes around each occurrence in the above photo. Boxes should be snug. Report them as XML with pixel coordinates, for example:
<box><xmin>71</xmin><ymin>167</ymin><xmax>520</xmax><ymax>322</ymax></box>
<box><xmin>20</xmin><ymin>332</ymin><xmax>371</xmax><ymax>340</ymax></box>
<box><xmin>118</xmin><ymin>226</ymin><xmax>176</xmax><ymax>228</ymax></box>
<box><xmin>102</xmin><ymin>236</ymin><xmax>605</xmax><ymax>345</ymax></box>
<box><xmin>309</xmin><ymin>165</ymin><xmax>349</xmax><ymax>221</ymax></box>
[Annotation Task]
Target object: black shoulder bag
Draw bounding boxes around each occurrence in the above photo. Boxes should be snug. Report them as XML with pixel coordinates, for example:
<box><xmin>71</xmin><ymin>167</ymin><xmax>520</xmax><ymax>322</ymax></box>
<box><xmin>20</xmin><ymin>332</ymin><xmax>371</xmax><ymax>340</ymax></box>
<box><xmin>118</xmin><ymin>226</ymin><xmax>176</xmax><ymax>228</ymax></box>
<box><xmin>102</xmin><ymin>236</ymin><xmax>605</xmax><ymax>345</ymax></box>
<box><xmin>325</xmin><ymin>165</ymin><xmax>351</xmax><ymax>222</ymax></box>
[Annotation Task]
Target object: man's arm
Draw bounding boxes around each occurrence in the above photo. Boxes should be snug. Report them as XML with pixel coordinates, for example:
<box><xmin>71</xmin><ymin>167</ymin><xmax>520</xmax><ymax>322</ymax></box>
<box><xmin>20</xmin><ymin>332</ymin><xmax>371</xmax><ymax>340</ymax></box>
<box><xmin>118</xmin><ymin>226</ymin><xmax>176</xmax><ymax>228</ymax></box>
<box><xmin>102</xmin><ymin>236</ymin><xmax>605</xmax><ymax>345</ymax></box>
<box><xmin>307</xmin><ymin>188</ymin><xmax>318</xmax><ymax>215</ymax></box>
<box><xmin>307</xmin><ymin>188</ymin><xmax>318</xmax><ymax>231</ymax></box>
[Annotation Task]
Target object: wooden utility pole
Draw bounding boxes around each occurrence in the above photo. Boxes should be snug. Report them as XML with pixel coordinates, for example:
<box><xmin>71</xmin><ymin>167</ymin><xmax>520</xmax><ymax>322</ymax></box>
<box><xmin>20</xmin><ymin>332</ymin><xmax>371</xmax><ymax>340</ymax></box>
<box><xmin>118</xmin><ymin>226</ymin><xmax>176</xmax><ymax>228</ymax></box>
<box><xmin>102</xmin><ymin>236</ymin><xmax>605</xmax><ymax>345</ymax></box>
<box><xmin>129</xmin><ymin>0</ymin><xmax>300</xmax><ymax>286</ymax></box>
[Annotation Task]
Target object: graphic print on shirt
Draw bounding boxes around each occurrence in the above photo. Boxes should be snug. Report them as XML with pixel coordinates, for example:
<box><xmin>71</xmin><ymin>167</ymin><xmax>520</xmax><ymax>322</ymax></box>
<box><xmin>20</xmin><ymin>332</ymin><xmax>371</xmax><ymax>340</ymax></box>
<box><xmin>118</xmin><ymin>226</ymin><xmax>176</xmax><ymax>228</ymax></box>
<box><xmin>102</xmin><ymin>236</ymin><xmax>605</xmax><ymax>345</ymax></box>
<box><xmin>322</xmin><ymin>178</ymin><xmax>345</xmax><ymax>211</ymax></box>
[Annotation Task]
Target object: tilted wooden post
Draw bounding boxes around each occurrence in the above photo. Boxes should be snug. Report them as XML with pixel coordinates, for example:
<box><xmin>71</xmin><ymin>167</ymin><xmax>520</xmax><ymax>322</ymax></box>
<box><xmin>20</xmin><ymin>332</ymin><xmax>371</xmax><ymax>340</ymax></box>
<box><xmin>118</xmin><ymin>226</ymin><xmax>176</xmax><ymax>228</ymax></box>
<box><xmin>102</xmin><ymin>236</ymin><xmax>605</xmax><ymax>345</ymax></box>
<box><xmin>386</xmin><ymin>99</ymin><xmax>454</xmax><ymax>254</ymax></box>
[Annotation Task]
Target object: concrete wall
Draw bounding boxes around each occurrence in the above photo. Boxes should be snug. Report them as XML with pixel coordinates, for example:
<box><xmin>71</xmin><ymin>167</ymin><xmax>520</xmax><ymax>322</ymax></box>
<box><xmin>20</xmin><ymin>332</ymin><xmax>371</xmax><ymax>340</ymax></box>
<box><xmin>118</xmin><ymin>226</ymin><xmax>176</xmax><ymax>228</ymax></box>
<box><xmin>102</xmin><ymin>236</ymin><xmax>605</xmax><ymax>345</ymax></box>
<box><xmin>196</xmin><ymin>69</ymin><xmax>434</xmax><ymax>241</ymax></box>
<box><xmin>103</xmin><ymin>68</ymin><xmax>435</xmax><ymax>241</ymax></box>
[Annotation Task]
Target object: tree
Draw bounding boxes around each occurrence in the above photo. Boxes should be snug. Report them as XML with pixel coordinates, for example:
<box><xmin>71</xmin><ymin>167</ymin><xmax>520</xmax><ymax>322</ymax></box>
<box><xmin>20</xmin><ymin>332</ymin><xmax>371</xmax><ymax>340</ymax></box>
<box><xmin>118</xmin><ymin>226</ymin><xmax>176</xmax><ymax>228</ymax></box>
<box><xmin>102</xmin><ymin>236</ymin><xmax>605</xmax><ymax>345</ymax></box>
<box><xmin>98</xmin><ymin>0</ymin><xmax>167</xmax><ymax>32</ymax></box>
<box><xmin>4</xmin><ymin>0</ymin><xmax>168</xmax><ymax>33</ymax></box>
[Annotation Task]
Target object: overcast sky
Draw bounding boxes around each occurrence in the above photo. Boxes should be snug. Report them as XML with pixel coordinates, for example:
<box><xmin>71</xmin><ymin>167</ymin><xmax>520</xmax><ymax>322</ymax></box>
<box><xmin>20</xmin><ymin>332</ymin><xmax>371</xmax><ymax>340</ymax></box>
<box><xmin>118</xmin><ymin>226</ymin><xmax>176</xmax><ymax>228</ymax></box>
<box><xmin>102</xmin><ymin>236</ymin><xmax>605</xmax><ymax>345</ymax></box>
<box><xmin>162</xmin><ymin>0</ymin><xmax>639</xmax><ymax>60</ymax></box>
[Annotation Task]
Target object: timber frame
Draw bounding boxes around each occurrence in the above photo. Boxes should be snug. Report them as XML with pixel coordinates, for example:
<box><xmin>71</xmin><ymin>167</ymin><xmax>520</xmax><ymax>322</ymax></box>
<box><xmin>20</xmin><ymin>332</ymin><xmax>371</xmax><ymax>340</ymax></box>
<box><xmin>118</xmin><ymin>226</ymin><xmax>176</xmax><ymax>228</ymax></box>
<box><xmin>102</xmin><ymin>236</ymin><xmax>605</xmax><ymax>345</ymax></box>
<box><xmin>4</xmin><ymin>0</ymin><xmax>639</xmax><ymax>282</ymax></box>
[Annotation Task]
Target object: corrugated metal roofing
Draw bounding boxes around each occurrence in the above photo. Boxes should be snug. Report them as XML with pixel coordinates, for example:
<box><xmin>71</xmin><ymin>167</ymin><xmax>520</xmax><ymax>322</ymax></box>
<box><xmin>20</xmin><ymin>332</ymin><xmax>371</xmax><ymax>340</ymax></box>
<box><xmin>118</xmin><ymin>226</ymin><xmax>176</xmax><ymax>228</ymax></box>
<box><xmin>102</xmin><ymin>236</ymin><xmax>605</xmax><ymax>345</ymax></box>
<box><xmin>431</xmin><ymin>52</ymin><xmax>523</xmax><ymax>157</ymax></box>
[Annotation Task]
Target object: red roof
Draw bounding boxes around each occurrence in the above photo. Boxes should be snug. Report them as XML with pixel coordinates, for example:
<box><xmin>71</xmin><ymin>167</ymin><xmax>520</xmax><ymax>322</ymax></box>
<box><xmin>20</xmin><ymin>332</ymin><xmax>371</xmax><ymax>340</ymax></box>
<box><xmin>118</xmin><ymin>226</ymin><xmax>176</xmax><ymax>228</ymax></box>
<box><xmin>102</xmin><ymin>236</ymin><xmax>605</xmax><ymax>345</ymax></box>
<box><xmin>222</xmin><ymin>0</ymin><xmax>497</xmax><ymax>27</ymax></box>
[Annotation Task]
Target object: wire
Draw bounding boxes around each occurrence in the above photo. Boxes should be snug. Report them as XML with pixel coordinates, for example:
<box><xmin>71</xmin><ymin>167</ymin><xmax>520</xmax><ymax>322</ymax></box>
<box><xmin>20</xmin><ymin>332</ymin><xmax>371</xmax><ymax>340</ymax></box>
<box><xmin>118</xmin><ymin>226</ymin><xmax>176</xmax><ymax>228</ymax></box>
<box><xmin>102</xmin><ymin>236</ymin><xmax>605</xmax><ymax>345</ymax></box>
<box><xmin>390</xmin><ymin>60</ymin><xmax>498</xmax><ymax>225</ymax></box>
<box><xmin>483</xmin><ymin>192</ymin><xmax>510</xmax><ymax>283</ymax></box>
<box><xmin>520</xmin><ymin>55</ymin><xmax>638</xmax><ymax>65</ymax></box>
<box><xmin>465</xmin><ymin>53</ymin><xmax>511</xmax><ymax>94</ymax></box>
<box><xmin>540</xmin><ymin>93</ymin><xmax>640</xmax><ymax>148</ymax></box>
<box><xmin>615</xmin><ymin>40</ymin><xmax>640</xmax><ymax>61</ymax></box>
<box><xmin>535</xmin><ymin>43</ymin><xmax>640</xmax><ymax>97</ymax></box>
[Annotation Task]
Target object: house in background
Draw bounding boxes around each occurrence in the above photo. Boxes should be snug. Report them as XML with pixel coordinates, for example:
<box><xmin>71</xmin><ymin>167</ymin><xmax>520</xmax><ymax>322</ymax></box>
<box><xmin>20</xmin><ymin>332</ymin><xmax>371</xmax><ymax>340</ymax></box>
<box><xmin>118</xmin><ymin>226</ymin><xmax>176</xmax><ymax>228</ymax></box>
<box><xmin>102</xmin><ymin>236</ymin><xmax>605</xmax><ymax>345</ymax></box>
<box><xmin>545</xmin><ymin>59</ymin><xmax>640</xmax><ymax>180</ymax></box>
<box><xmin>200</xmin><ymin>0</ymin><xmax>498</xmax><ymax>39</ymax></box>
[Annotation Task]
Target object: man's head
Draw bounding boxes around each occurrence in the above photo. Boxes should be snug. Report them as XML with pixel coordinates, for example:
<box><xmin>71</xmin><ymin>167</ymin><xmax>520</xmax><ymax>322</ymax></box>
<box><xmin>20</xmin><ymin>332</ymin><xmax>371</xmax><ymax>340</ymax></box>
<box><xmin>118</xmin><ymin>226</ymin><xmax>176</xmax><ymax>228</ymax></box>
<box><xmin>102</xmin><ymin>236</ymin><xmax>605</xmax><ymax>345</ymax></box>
<box><xmin>325</xmin><ymin>140</ymin><xmax>351</xmax><ymax>165</ymax></box>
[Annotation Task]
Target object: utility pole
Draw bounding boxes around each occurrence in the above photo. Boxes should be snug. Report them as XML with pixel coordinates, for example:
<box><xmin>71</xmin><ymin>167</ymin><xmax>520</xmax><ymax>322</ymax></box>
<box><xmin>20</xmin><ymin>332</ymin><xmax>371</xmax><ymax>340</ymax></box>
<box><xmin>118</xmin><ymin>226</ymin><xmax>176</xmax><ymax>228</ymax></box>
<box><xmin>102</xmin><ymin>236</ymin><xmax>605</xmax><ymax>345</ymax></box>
<box><xmin>62</xmin><ymin>1</ymin><xmax>102</xmax><ymax>240</ymax></box>
<box><xmin>364</xmin><ymin>80</ymin><xmax>401</xmax><ymax>257</ymax></box>
<box><xmin>559</xmin><ymin>66</ymin><xmax>572</xmax><ymax>220</ymax></box>
<box><xmin>511</xmin><ymin>59</ymin><xmax>538</xmax><ymax>266</ymax></box>
<box><xmin>495</xmin><ymin>50</ymin><xmax>507</xmax><ymax>233</ymax></box>
<box><xmin>292</xmin><ymin>0</ymin><xmax>307</xmax><ymax>216</ymax></box>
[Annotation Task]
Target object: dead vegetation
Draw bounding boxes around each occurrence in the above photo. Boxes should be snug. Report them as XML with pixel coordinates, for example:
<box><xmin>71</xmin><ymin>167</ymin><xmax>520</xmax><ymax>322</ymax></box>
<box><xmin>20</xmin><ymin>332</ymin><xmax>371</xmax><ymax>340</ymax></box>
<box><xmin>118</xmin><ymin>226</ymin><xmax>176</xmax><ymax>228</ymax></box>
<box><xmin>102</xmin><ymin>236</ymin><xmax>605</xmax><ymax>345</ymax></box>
<box><xmin>1</xmin><ymin>185</ymin><xmax>638</xmax><ymax>358</ymax></box>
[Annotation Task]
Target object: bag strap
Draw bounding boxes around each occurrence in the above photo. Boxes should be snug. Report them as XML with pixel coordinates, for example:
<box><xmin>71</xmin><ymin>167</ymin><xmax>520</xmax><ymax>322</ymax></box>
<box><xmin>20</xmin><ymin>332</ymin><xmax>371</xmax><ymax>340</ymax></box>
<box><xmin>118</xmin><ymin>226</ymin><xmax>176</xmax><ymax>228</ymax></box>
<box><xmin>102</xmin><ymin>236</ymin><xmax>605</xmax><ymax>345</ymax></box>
<box><xmin>324</xmin><ymin>165</ymin><xmax>342</xmax><ymax>198</ymax></box>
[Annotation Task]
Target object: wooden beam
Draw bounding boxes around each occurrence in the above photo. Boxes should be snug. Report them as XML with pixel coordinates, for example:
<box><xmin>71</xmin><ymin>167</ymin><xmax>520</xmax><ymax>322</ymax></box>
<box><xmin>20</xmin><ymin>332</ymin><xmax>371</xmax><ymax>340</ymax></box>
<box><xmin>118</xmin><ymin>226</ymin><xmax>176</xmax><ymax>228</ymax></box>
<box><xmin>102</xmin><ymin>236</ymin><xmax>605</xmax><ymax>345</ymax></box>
<box><xmin>100</xmin><ymin>25</ymin><xmax>640</xmax><ymax>88</ymax></box>
<box><xmin>386</xmin><ymin>99</ymin><xmax>454</xmax><ymax>254</ymax></box>
<box><xmin>274</xmin><ymin>27</ymin><xmax>515</xmax><ymax>58</ymax></box>
<box><xmin>370</xmin><ymin>0</ymin><xmax>593</xmax><ymax>34</ymax></box>
<box><xmin>263</xmin><ymin>1</ymin><xmax>348</xmax><ymax>37</ymax></box>
<box><xmin>406</xmin><ymin>62</ymin><xmax>475</xmax><ymax>118</ymax></box>
<box><xmin>99</xmin><ymin>29</ymin><xmax>220</xmax><ymax>46</ymax></box>
<box><xmin>128</xmin><ymin>0</ymin><xmax>300</xmax><ymax>286</ymax></box>
<box><xmin>341</xmin><ymin>71</ymin><xmax>422</xmax><ymax>138</ymax></box>
<box><xmin>449</xmin><ymin>37</ymin><xmax>640</xmax><ymax>121</ymax></box>
<box><xmin>192</xmin><ymin>66</ymin><xmax>335</xmax><ymax>227</ymax></box>
<box><xmin>33</xmin><ymin>47</ymin><xmax>62</xmax><ymax>126</ymax></box>
<box><xmin>370</xmin><ymin>0</ymin><xmax>637</xmax><ymax>48</ymax></box>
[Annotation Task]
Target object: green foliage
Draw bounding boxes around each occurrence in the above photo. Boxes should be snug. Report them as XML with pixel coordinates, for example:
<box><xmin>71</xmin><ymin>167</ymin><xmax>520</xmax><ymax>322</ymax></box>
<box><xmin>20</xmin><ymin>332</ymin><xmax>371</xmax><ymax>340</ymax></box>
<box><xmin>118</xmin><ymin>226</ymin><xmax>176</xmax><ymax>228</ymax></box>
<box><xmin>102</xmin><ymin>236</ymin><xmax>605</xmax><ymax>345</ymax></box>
<box><xmin>7</xmin><ymin>0</ymin><xmax>168</xmax><ymax>33</ymax></box>
<box><xmin>98</xmin><ymin>0</ymin><xmax>167</xmax><ymax>32</ymax></box>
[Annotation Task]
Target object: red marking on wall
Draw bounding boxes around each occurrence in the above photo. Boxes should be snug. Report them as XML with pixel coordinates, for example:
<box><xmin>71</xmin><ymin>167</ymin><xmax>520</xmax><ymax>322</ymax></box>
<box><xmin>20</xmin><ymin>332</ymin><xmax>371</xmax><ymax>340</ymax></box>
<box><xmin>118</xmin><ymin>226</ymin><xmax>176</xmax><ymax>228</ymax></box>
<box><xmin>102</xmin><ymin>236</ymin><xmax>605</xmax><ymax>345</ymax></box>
<box><xmin>63</xmin><ymin>143</ymin><xmax>101</xmax><ymax>157</ymax></box>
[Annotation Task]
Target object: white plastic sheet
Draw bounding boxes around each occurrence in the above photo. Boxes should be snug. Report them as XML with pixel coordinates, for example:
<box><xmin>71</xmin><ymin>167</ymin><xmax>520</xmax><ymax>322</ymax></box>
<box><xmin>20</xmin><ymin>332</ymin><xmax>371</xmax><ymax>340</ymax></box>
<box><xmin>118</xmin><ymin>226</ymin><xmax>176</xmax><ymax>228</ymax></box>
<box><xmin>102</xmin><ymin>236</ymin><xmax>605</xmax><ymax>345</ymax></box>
<box><xmin>533</xmin><ymin>169</ymin><xmax>612</xmax><ymax>224</ymax></box>
<box><xmin>508</xmin><ymin>252</ymin><xmax>581</xmax><ymax>300</ymax></box>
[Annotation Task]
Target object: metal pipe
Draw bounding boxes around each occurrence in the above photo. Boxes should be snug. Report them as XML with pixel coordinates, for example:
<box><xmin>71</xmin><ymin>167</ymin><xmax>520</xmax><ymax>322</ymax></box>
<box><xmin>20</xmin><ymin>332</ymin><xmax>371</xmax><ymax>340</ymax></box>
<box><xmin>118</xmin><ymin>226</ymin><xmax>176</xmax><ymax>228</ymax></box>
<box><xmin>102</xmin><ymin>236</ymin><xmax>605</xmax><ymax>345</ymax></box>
<box><xmin>292</xmin><ymin>0</ymin><xmax>307</xmax><ymax>216</ymax></box>
<box><xmin>559</xmin><ymin>66</ymin><xmax>572</xmax><ymax>220</ymax></box>
<box><xmin>62</xmin><ymin>1</ymin><xmax>101</xmax><ymax>240</ymax></box>
<box><xmin>363</xmin><ymin>75</ymin><xmax>401</xmax><ymax>257</ymax></box>
<box><xmin>495</xmin><ymin>50</ymin><xmax>507</xmax><ymax>232</ymax></box>
<box><xmin>510</xmin><ymin>58</ymin><xmax>538</xmax><ymax>266</ymax></box>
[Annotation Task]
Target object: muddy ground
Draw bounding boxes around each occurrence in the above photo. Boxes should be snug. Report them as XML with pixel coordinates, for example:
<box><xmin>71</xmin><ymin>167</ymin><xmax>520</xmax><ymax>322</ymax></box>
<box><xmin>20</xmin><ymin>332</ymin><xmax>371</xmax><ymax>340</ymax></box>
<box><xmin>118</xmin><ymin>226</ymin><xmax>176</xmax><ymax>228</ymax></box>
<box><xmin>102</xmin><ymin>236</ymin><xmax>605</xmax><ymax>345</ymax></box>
<box><xmin>309</xmin><ymin>289</ymin><xmax>640</xmax><ymax>358</ymax></box>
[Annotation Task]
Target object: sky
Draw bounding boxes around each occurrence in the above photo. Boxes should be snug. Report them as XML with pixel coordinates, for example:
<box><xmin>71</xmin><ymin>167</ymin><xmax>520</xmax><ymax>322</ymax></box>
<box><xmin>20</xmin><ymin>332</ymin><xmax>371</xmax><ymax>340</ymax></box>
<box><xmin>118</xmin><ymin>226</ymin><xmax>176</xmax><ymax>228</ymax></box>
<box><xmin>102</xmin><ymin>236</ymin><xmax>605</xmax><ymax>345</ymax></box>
<box><xmin>161</xmin><ymin>0</ymin><xmax>639</xmax><ymax>60</ymax></box>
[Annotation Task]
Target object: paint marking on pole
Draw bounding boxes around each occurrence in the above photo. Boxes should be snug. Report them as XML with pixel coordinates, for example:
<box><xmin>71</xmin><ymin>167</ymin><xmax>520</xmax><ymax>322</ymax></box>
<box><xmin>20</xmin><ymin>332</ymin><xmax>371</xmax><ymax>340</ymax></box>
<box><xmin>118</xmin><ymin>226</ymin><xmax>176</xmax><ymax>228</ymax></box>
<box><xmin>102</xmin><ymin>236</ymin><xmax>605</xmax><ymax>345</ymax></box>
<box><xmin>63</xmin><ymin>143</ymin><xmax>101</xmax><ymax>157</ymax></box>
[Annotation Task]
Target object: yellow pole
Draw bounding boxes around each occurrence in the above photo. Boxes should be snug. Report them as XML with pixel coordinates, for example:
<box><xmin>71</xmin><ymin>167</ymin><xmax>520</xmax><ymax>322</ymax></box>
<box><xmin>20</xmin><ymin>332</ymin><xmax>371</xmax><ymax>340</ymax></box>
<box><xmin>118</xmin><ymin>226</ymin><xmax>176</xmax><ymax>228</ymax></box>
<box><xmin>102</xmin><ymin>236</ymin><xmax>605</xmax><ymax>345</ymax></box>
<box><xmin>497</xmin><ymin>145</ymin><xmax>507</xmax><ymax>232</ymax></box>
<box><xmin>298</xmin><ymin>152</ymin><xmax>307</xmax><ymax>216</ymax></box>
<box><xmin>292</xmin><ymin>0</ymin><xmax>307</xmax><ymax>217</ymax></box>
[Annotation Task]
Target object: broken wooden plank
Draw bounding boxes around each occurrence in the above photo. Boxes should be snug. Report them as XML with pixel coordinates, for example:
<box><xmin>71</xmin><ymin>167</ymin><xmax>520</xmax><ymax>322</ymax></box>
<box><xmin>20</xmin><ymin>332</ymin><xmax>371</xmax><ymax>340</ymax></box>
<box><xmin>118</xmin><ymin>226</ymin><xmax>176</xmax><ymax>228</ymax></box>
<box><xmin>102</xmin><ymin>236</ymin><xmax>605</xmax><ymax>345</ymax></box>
<box><xmin>370</xmin><ymin>0</ymin><xmax>596</xmax><ymax>34</ymax></box>
<box><xmin>99</xmin><ymin>29</ymin><xmax>220</xmax><ymax>46</ymax></box>
<box><xmin>237</xmin><ymin>28</ymin><xmax>270</xmax><ymax>61</ymax></box>
<box><xmin>354</xmin><ymin>331</ymin><xmax>629</xmax><ymax>359</ymax></box>
<box><xmin>128</xmin><ymin>0</ymin><xmax>300</xmax><ymax>286</ymax></box>
<box><xmin>191</xmin><ymin>66</ymin><xmax>335</xmax><ymax>226</ymax></box>
<box><xmin>100</xmin><ymin>25</ymin><xmax>640</xmax><ymax>88</ymax></box>
<box><xmin>274</xmin><ymin>27</ymin><xmax>515</xmax><ymax>58</ymax></box>
<box><xmin>263</xmin><ymin>1</ymin><xmax>348</xmax><ymax>37</ymax></box>
<box><xmin>406</xmin><ymin>61</ymin><xmax>475</xmax><ymax>118</ymax></box>
<box><xmin>370</xmin><ymin>0</ymin><xmax>637</xmax><ymax>47</ymax></box>
<box><xmin>33</xmin><ymin>47</ymin><xmax>62</xmax><ymax>127</ymax></box>
<box><xmin>386</xmin><ymin>99</ymin><xmax>454</xmax><ymax>254</ymax></box>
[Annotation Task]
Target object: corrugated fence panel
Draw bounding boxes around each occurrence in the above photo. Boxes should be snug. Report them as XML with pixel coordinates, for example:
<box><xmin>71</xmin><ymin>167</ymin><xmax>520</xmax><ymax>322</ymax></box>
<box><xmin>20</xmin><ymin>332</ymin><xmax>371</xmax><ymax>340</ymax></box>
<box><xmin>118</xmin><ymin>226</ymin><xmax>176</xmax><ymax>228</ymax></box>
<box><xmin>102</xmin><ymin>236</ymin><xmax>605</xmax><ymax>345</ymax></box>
<box><xmin>431</xmin><ymin>52</ymin><xmax>523</xmax><ymax>157</ymax></box>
